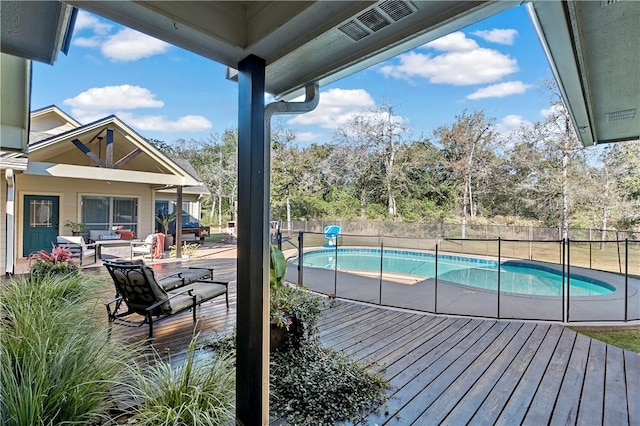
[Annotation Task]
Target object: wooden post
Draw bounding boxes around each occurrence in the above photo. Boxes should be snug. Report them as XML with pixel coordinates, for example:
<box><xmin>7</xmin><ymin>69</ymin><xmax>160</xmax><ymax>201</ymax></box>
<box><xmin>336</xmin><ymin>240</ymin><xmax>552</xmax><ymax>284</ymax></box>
<box><xmin>176</xmin><ymin>186</ymin><xmax>183</xmax><ymax>258</ymax></box>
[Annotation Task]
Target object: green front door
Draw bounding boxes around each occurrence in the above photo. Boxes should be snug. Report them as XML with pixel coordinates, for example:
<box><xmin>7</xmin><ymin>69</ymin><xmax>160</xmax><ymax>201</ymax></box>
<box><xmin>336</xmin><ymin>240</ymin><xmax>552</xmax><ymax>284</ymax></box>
<box><xmin>23</xmin><ymin>195</ymin><xmax>59</xmax><ymax>257</ymax></box>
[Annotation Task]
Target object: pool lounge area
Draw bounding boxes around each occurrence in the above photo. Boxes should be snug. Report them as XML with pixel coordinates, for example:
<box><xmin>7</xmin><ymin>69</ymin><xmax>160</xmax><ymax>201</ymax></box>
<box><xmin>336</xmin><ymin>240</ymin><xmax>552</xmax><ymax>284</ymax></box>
<box><xmin>288</xmin><ymin>247</ymin><xmax>640</xmax><ymax>323</ymax></box>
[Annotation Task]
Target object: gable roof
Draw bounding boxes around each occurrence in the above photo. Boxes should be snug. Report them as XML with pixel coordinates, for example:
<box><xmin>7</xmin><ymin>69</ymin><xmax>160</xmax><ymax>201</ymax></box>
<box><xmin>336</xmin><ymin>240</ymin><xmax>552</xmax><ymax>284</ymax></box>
<box><xmin>23</xmin><ymin>108</ymin><xmax>201</xmax><ymax>187</ymax></box>
<box><xmin>29</xmin><ymin>105</ymin><xmax>82</xmax><ymax>144</ymax></box>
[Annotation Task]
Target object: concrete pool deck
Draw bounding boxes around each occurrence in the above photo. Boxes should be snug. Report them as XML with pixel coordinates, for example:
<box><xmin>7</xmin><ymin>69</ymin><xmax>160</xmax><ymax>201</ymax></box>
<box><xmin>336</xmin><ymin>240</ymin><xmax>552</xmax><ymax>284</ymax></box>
<box><xmin>286</xmin><ymin>254</ymin><xmax>640</xmax><ymax>324</ymax></box>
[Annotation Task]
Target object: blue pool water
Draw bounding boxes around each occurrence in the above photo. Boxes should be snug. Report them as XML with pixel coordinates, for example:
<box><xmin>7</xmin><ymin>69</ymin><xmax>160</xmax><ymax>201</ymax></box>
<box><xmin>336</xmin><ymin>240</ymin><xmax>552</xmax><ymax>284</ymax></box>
<box><xmin>295</xmin><ymin>248</ymin><xmax>615</xmax><ymax>297</ymax></box>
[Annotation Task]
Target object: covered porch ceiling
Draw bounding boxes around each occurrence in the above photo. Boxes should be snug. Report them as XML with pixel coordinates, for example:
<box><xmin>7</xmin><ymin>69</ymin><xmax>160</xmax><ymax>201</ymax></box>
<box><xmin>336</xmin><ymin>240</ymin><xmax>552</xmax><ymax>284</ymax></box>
<box><xmin>63</xmin><ymin>0</ymin><xmax>639</xmax><ymax>147</ymax></box>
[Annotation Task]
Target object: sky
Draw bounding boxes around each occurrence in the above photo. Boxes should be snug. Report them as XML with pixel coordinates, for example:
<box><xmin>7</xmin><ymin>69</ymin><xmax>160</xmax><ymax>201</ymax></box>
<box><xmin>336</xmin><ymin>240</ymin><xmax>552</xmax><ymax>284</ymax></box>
<box><xmin>31</xmin><ymin>3</ymin><xmax>555</xmax><ymax>147</ymax></box>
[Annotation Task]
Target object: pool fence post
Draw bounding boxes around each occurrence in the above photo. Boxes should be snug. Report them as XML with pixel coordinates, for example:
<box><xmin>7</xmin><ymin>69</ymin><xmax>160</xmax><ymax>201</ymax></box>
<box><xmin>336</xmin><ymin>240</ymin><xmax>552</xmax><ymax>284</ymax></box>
<box><xmin>434</xmin><ymin>243</ymin><xmax>438</xmax><ymax>314</ymax></box>
<box><xmin>589</xmin><ymin>240</ymin><xmax>592</xmax><ymax>270</ymax></box>
<box><xmin>297</xmin><ymin>232</ymin><xmax>304</xmax><ymax>286</ymax></box>
<box><xmin>497</xmin><ymin>237</ymin><xmax>501</xmax><ymax>319</ymax></box>
<box><xmin>567</xmin><ymin>239</ymin><xmax>571</xmax><ymax>322</ymax></box>
<box><xmin>334</xmin><ymin>235</ymin><xmax>338</xmax><ymax>298</ymax></box>
<box><xmin>277</xmin><ymin>226</ymin><xmax>282</xmax><ymax>250</ymax></box>
<box><xmin>562</xmin><ymin>239</ymin><xmax>566</xmax><ymax>322</ymax></box>
<box><xmin>379</xmin><ymin>239</ymin><xmax>384</xmax><ymax>305</ymax></box>
<box><xmin>617</xmin><ymin>233</ymin><xmax>622</xmax><ymax>273</ymax></box>
<box><xmin>625</xmin><ymin>238</ymin><xmax>628</xmax><ymax>321</ymax></box>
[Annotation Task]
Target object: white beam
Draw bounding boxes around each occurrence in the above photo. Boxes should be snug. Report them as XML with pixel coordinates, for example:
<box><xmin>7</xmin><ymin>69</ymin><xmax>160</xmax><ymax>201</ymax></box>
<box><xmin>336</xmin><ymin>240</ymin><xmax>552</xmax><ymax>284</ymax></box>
<box><xmin>25</xmin><ymin>161</ymin><xmax>199</xmax><ymax>186</ymax></box>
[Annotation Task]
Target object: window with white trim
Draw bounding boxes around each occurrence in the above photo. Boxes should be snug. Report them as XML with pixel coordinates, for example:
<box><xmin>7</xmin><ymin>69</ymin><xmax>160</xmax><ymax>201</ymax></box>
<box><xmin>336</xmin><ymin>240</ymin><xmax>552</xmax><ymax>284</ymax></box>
<box><xmin>82</xmin><ymin>196</ymin><xmax>138</xmax><ymax>234</ymax></box>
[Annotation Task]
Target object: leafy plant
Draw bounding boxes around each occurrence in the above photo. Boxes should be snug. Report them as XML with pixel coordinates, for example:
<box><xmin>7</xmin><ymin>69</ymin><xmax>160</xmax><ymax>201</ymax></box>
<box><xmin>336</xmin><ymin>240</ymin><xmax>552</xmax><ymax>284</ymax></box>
<box><xmin>169</xmin><ymin>242</ymin><xmax>201</xmax><ymax>258</ymax></box>
<box><xmin>0</xmin><ymin>274</ymin><xmax>138</xmax><ymax>425</ymax></box>
<box><xmin>269</xmin><ymin>246</ymin><xmax>324</xmax><ymax>339</ymax></box>
<box><xmin>127</xmin><ymin>329</ymin><xmax>236</xmax><ymax>425</ymax></box>
<box><xmin>64</xmin><ymin>220</ymin><xmax>84</xmax><ymax>233</ymax></box>
<box><xmin>28</xmin><ymin>245</ymin><xmax>78</xmax><ymax>279</ymax></box>
<box><xmin>208</xmin><ymin>333</ymin><xmax>390</xmax><ymax>425</ymax></box>
<box><xmin>270</xmin><ymin>342</ymin><xmax>389</xmax><ymax>425</ymax></box>
<box><xmin>156</xmin><ymin>213</ymin><xmax>176</xmax><ymax>235</ymax></box>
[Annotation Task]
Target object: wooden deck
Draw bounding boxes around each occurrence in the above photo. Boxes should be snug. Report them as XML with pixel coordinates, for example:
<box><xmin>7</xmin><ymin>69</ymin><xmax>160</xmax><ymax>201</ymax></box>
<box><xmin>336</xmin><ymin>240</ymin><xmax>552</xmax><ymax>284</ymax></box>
<box><xmin>96</xmin><ymin>258</ymin><xmax>638</xmax><ymax>425</ymax></box>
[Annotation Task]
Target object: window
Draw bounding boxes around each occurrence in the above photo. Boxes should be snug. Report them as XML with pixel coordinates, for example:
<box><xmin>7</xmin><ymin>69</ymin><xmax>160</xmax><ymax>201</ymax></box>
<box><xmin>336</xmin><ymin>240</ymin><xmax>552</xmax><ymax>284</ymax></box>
<box><xmin>30</xmin><ymin>200</ymin><xmax>53</xmax><ymax>227</ymax></box>
<box><xmin>82</xmin><ymin>196</ymin><xmax>138</xmax><ymax>233</ymax></box>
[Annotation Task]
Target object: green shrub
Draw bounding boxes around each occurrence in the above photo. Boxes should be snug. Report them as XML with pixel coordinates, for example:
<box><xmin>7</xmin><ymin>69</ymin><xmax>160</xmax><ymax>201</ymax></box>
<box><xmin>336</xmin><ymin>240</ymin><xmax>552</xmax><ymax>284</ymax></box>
<box><xmin>270</xmin><ymin>342</ymin><xmax>389</xmax><ymax>425</ymax></box>
<box><xmin>208</xmin><ymin>332</ymin><xmax>389</xmax><ymax>424</ymax></box>
<box><xmin>127</xmin><ymin>331</ymin><xmax>236</xmax><ymax>426</ymax></box>
<box><xmin>0</xmin><ymin>274</ymin><xmax>137</xmax><ymax>425</ymax></box>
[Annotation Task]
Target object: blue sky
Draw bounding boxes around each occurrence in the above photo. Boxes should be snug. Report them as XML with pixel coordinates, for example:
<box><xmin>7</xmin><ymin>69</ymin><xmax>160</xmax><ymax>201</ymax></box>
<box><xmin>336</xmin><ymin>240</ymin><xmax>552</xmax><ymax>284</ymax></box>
<box><xmin>32</xmin><ymin>3</ymin><xmax>554</xmax><ymax>146</ymax></box>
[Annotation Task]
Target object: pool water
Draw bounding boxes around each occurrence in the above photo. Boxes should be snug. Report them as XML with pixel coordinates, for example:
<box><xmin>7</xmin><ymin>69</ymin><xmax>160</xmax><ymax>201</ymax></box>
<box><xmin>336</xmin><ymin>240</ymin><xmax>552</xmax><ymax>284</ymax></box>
<box><xmin>295</xmin><ymin>248</ymin><xmax>614</xmax><ymax>297</ymax></box>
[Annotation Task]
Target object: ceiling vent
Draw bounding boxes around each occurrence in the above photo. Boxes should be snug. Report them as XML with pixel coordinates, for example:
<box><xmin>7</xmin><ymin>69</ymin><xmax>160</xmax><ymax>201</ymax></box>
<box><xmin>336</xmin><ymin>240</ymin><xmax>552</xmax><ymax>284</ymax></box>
<box><xmin>358</xmin><ymin>8</ymin><xmax>391</xmax><ymax>32</ymax></box>
<box><xmin>601</xmin><ymin>0</ymin><xmax>621</xmax><ymax>8</ymax></box>
<box><xmin>607</xmin><ymin>108</ymin><xmax>636</xmax><ymax>121</ymax></box>
<box><xmin>338</xmin><ymin>1</ymin><xmax>416</xmax><ymax>42</ymax></box>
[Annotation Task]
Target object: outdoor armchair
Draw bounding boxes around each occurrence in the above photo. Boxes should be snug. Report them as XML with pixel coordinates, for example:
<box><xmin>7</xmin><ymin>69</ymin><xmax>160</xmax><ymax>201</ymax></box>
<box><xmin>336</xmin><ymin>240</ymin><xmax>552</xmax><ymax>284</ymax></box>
<box><xmin>103</xmin><ymin>259</ymin><xmax>229</xmax><ymax>338</ymax></box>
<box><xmin>130</xmin><ymin>233</ymin><xmax>164</xmax><ymax>261</ymax></box>
<box><xmin>55</xmin><ymin>236</ymin><xmax>97</xmax><ymax>266</ymax></box>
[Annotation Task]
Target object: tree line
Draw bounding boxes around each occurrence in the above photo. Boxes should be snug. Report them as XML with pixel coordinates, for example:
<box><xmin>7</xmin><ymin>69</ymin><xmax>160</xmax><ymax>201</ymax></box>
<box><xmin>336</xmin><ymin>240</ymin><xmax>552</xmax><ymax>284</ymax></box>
<box><xmin>153</xmin><ymin>88</ymin><xmax>640</xmax><ymax>235</ymax></box>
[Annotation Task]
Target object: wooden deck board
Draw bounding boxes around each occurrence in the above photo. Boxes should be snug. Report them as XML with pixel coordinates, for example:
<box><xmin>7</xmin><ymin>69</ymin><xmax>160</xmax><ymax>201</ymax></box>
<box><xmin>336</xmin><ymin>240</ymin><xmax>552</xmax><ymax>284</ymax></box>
<box><xmin>550</xmin><ymin>332</ymin><xmax>591</xmax><ymax>425</ymax></box>
<box><xmin>386</xmin><ymin>321</ymin><xmax>513</xmax><ymax>425</ymax></box>
<box><xmin>363</xmin><ymin>320</ymin><xmax>500</xmax><ymax>425</ymax></box>
<box><xmin>577</xmin><ymin>338</ymin><xmax>607</xmax><ymax>425</ymax></box>
<box><xmin>604</xmin><ymin>345</ymin><xmax>629</xmax><ymax>426</ymax></box>
<box><xmin>625</xmin><ymin>350</ymin><xmax>640</xmax><ymax>426</ymax></box>
<box><xmin>496</xmin><ymin>323</ymin><xmax>564</xmax><ymax>425</ymax></box>
<box><xmin>522</xmin><ymin>328</ymin><xmax>576</xmax><ymax>426</ymax></box>
<box><xmin>468</xmin><ymin>322</ymin><xmax>551</xmax><ymax>425</ymax></box>
<box><xmin>439</xmin><ymin>322</ymin><xmax>534</xmax><ymax>425</ymax></box>
<box><xmin>85</xmin><ymin>258</ymin><xmax>637</xmax><ymax>425</ymax></box>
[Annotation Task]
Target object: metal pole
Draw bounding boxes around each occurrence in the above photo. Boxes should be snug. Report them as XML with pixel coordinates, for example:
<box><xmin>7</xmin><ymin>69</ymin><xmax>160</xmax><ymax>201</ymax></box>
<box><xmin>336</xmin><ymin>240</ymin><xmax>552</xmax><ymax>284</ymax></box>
<box><xmin>277</xmin><ymin>226</ymin><xmax>282</xmax><ymax>250</ymax></box>
<box><xmin>334</xmin><ymin>235</ymin><xmax>338</xmax><ymax>297</ymax></box>
<box><xmin>497</xmin><ymin>237</ymin><xmax>501</xmax><ymax>319</ymax></box>
<box><xmin>562</xmin><ymin>239</ymin><xmax>566</xmax><ymax>322</ymax></box>
<box><xmin>297</xmin><ymin>231</ymin><xmax>304</xmax><ymax>286</ymax></box>
<box><xmin>434</xmin><ymin>243</ymin><xmax>438</xmax><ymax>314</ymax></box>
<box><xmin>567</xmin><ymin>239</ymin><xmax>571</xmax><ymax>322</ymax></box>
<box><xmin>379</xmin><ymin>239</ymin><xmax>384</xmax><ymax>305</ymax></box>
<box><xmin>625</xmin><ymin>239</ymin><xmax>628</xmax><ymax>321</ymax></box>
<box><xmin>589</xmin><ymin>240</ymin><xmax>592</xmax><ymax>270</ymax></box>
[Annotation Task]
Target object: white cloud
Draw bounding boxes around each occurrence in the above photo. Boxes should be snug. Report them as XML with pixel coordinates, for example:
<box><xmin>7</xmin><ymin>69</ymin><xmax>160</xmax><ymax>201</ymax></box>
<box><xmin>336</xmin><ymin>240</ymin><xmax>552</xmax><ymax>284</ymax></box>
<box><xmin>295</xmin><ymin>132</ymin><xmax>321</xmax><ymax>143</ymax></box>
<box><xmin>74</xmin><ymin>10</ymin><xmax>112</xmax><ymax>35</ymax></box>
<box><xmin>71</xmin><ymin>12</ymin><xmax>170</xmax><ymax>61</ymax></box>
<box><xmin>73</xmin><ymin>37</ymin><xmax>102</xmax><ymax>48</ymax></box>
<box><xmin>540</xmin><ymin>104</ymin><xmax>565</xmax><ymax>119</ymax></box>
<box><xmin>466</xmin><ymin>81</ymin><xmax>531</xmax><ymax>100</ymax></box>
<box><xmin>118</xmin><ymin>113</ymin><xmax>213</xmax><ymax>132</ymax></box>
<box><xmin>496</xmin><ymin>114</ymin><xmax>532</xmax><ymax>135</ymax></box>
<box><xmin>288</xmin><ymin>88</ymin><xmax>376</xmax><ymax>129</ymax></box>
<box><xmin>424</xmin><ymin>31</ymin><xmax>479</xmax><ymax>52</ymax></box>
<box><xmin>63</xmin><ymin>85</ymin><xmax>164</xmax><ymax>119</ymax></box>
<box><xmin>63</xmin><ymin>85</ymin><xmax>211</xmax><ymax>133</ymax></box>
<box><xmin>472</xmin><ymin>29</ymin><xmax>518</xmax><ymax>45</ymax></box>
<box><xmin>380</xmin><ymin>32</ymin><xmax>518</xmax><ymax>85</ymax></box>
<box><xmin>101</xmin><ymin>28</ymin><xmax>170</xmax><ymax>61</ymax></box>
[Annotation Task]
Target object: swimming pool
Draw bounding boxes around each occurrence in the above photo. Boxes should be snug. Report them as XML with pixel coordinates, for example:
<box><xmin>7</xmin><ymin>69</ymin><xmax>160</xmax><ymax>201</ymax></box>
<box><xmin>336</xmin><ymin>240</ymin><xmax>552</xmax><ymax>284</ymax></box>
<box><xmin>294</xmin><ymin>248</ymin><xmax>615</xmax><ymax>297</ymax></box>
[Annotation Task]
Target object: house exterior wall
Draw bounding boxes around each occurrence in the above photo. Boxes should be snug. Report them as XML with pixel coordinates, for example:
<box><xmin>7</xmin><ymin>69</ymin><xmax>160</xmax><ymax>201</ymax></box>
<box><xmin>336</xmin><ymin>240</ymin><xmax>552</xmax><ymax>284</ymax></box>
<box><xmin>14</xmin><ymin>174</ymin><xmax>156</xmax><ymax>258</ymax></box>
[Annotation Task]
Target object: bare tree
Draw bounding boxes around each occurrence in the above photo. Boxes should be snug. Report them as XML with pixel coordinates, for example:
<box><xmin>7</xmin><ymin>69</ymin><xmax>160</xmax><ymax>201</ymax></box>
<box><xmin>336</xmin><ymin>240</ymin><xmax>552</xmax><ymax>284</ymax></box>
<box><xmin>434</xmin><ymin>110</ymin><xmax>496</xmax><ymax>221</ymax></box>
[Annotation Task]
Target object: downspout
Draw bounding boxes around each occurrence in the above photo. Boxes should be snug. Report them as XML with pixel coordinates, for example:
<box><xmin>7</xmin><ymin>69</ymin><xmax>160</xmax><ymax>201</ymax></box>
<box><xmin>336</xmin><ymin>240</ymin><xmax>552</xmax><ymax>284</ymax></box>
<box><xmin>5</xmin><ymin>169</ymin><xmax>15</xmax><ymax>276</ymax></box>
<box><xmin>265</xmin><ymin>84</ymin><xmax>320</xmax><ymax>147</ymax></box>
<box><xmin>264</xmin><ymin>84</ymin><xmax>319</xmax><ymax>227</ymax></box>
